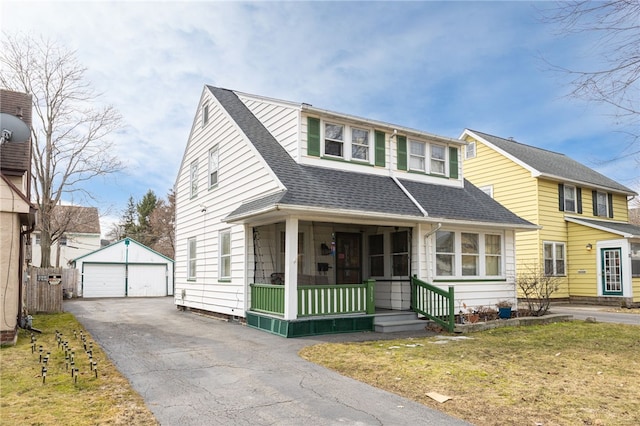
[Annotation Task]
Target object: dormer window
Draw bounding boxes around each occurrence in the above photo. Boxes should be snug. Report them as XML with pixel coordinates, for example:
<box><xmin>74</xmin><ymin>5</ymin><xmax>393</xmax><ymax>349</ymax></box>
<box><xmin>431</xmin><ymin>145</ymin><xmax>446</xmax><ymax>175</ymax></box>
<box><xmin>324</xmin><ymin>123</ymin><xmax>344</xmax><ymax>157</ymax></box>
<box><xmin>351</xmin><ymin>127</ymin><xmax>369</xmax><ymax>161</ymax></box>
<box><xmin>409</xmin><ymin>140</ymin><xmax>426</xmax><ymax>171</ymax></box>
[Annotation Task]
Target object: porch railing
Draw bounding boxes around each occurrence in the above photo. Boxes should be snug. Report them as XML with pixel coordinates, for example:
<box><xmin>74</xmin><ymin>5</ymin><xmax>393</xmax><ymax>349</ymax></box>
<box><xmin>411</xmin><ymin>275</ymin><xmax>455</xmax><ymax>332</ymax></box>
<box><xmin>250</xmin><ymin>280</ymin><xmax>375</xmax><ymax>317</ymax></box>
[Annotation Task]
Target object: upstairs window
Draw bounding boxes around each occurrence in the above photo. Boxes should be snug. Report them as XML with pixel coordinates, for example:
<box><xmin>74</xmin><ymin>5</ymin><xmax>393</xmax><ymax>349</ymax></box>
<box><xmin>430</xmin><ymin>145</ymin><xmax>446</xmax><ymax>175</ymax></box>
<box><xmin>208</xmin><ymin>146</ymin><xmax>219</xmax><ymax>188</ymax></box>
<box><xmin>351</xmin><ymin>127</ymin><xmax>369</xmax><ymax>161</ymax></box>
<box><xmin>324</xmin><ymin>123</ymin><xmax>344</xmax><ymax>157</ymax></box>
<box><xmin>559</xmin><ymin>183</ymin><xmax>582</xmax><ymax>213</ymax></box>
<box><xmin>595</xmin><ymin>191</ymin><xmax>607</xmax><ymax>217</ymax></box>
<box><xmin>202</xmin><ymin>103</ymin><xmax>209</xmax><ymax>126</ymax></box>
<box><xmin>190</xmin><ymin>161</ymin><xmax>198</xmax><ymax>198</ymax></box>
<box><xmin>409</xmin><ymin>140</ymin><xmax>426</xmax><ymax>172</ymax></box>
<box><xmin>564</xmin><ymin>185</ymin><xmax>576</xmax><ymax>212</ymax></box>
<box><xmin>465</xmin><ymin>141</ymin><xmax>476</xmax><ymax>159</ymax></box>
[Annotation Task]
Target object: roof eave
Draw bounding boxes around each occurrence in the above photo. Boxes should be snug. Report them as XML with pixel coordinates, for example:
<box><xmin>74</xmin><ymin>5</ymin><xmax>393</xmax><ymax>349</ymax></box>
<box><xmin>304</xmin><ymin>105</ymin><xmax>464</xmax><ymax>146</ymax></box>
<box><xmin>536</xmin><ymin>173</ymin><xmax>637</xmax><ymax>196</ymax></box>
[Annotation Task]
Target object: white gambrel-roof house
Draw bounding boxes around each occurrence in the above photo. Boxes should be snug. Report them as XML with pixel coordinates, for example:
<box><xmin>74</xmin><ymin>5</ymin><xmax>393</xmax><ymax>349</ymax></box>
<box><xmin>174</xmin><ymin>86</ymin><xmax>536</xmax><ymax>337</ymax></box>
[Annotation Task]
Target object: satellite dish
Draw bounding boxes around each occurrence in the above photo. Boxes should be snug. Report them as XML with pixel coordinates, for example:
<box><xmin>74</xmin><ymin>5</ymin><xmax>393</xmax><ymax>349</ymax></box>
<box><xmin>0</xmin><ymin>112</ymin><xmax>31</xmax><ymax>143</ymax></box>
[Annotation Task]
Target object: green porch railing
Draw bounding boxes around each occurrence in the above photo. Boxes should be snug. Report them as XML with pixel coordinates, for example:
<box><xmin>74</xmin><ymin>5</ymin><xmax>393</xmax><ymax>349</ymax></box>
<box><xmin>250</xmin><ymin>280</ymin><xmax>375</xmax><ymax>318</ymax></box>
<box><xmin>250</xmin><ymin>283</ymin><xmax>285</xmax><ymax>315</ymax></box>
<box><xmin>411</xmin><ymin>275</ymin><xmax>455</xmax><ymax>332</ymax></box>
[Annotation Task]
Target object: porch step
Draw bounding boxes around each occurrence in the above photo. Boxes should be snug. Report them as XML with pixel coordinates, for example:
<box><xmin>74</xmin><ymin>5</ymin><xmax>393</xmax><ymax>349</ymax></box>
<box><xmin>374</xmin><ymin>311</ymin><xmax>428</xmax><ymax>333</ymax></box>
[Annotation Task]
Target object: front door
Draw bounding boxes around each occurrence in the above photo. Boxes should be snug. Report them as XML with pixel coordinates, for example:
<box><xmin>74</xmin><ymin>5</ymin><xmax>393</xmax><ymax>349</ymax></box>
<box><xmin>601</xmin><ymin>248</ymin><xmax>623</xmax><ymax>295</ymax></box>
<box><xmin>335</xmin><ymin>232</ymin><xmax>362</xmax><ymax>284</ymax></box>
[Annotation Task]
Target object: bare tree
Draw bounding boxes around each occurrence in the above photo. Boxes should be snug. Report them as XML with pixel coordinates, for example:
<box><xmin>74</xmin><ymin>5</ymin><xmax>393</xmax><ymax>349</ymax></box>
<box><xmin>1</xmin><ymin>33</ymin><xmax>123</xmax><ymax>267</ymax></box>
<box><xmin>542</xmin><ymin>1</ymin><xmax>639</xmax><ymax>122</ymax></box>
<box><xmin>149</xmin><ymin>189</ymin><xmax>175</xmax><ymax>259</ymax></box>
<box><xmin>540</xmin><ymin>1</ymin><xmax>640</xmax><ymax>176</ymax></box>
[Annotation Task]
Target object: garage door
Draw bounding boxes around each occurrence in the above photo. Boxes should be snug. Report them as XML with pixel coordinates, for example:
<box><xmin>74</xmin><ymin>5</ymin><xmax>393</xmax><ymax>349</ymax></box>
<box><xmin>128</xmin><ymin>264</ymin><xmax>167</xmax><ymax>297</ymax></box>
<box><xmin>83</xmin><ymin>264</ymin><xmax>126</xmax><ymax>298</ymax></box>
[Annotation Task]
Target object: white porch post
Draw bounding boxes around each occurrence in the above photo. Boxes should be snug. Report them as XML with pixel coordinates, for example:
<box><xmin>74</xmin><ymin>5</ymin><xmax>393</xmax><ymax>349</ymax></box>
<box><xmin>284</xmin><ymin>217</ymin><xmax>299</xmax><ymax>320</ymax></box>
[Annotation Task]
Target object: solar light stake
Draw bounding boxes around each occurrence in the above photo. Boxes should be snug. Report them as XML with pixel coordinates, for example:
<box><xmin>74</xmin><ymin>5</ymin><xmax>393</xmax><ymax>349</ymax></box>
<box><xmin>42</xmin><ymin>367</ymin><xmax>47</xmax><ymax>384</ymax></box>
<box><xmin>93</xmin><ymin>362</ymin><xmax>98</xmax><ymax>378</ymax></box>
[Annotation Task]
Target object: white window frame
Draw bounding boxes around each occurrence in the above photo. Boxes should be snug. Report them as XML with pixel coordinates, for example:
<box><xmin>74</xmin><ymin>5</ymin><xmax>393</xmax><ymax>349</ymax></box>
<box><xmin>430</xmin><ymin>144</ymin><xmax>447</xmax><ymax>176</ymax></box>
<box><xmin>219</xmin><ymin>229</ymin><xmax>231</xmax><ymax>280</ymax></box>
<box><xmin>187</xmin><ymin>237</ymin><xmax>197</xmax><ymax>280</ymax></box>
<box><xmin>324</xmin><ymin>122</ymin><xmax>344</xmax><ymax>158</ymax></box>
<box><xmin>351</xmin><ymin>127</ymin><xmax>370</xmax><ymax>162</ymax></box>
<box><xmin>544</xmin><ymin>241</ymin><xmax>566</xmax><ymax>276</ymax></box>
<box><xmin>479</xmin><ymin>185</ymin><xmax>494</xmax><ymax>198</ymax></box>
<box><xmin>595</xmin><ymin>191</ymin><xmax>608</xmax><ymax>217</ymax></box>
<box><xmin>202</xmin><ymin>103</ymin><xmax>209</xmax><ymax>127</ymax></box>
<box><xmin>208</xmin><ymin>146</ymin><xmax>219</xmax><ymax>188</ymax></box>
<box><xmin>563</xmin><ymin>185</ymin><xmax>576</xmax><ymax>213</ymax></box>
<box><xmin>465</xmin><ymin>141</ymin><xmax>476</xmax><ymax>159</ymax></box>
<box><xmin>190</xmin><ymin>161</ymin><xmax>198</xmax><ymax>199</ymax></box>
<box><xmin>409</xmin><ymin>140</ymin><xmax>427</xmax><ymax>172</ymax></box>
<box><xmin>435</xmin><ymin>230</ymin><xmax>505</xmax><ymax>278</ymax></box>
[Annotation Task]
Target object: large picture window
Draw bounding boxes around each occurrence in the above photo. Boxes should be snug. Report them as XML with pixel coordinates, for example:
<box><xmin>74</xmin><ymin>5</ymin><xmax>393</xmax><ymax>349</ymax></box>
<box><xmin>436</xmin><ymin>231</ymin><xmax>455</xmax><ymax>276</ymax></box>
<box><xmin>436</xmin><ymin>230</ymin><xmax>503</xmax><ymax>278</ymax></box>
<box><xmin>219</xmin><ymin>230</ymin><xmax>231</xmax><ymax>279</ymax></box>
<box><xmin>544</xmin><ymin>242</ymin><xmax>565</xmax><ymax>276</ymax></box>
<box><xmin>187</xmin><ymin>237</ymin><xmax>197</xmax><ymax>280</ymax></box>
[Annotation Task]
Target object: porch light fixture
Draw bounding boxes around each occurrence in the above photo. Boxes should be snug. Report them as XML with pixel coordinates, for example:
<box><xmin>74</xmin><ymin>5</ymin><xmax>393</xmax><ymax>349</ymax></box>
<box><xmin>586</xmin><ymin>243</ymin><xmax>593</xmax><ymax>251</ymax></box>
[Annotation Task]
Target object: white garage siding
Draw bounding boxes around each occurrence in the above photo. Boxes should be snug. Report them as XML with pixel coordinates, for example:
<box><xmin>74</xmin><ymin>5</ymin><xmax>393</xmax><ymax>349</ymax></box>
<box><xmin>128</xmin><ymin>264</ymin><xmax>168</xmax><ymax>297</ymax></box>
<box><xmin>82</xmin><ymin>264</ymin><xmax>126</xmax><ymax>298</ymax></box>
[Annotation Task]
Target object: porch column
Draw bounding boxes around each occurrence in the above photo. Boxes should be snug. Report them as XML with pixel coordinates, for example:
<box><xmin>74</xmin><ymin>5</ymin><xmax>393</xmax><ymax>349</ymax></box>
<box><xmin>284</xmin><ymin>217</ymin><xmax>299</xmax><ymax>320</ymax></box>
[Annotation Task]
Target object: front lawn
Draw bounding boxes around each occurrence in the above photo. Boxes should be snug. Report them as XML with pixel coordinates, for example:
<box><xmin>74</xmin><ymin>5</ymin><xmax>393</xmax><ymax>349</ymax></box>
<box><xmin>0</xmin><ymin>313</ymin><xmax>157</xmax><ymax>426</ymax></box>
<box><xmin>300</xmin><ymin>322</ymin><xmax>640</xmax><ymax>425</ymax></box>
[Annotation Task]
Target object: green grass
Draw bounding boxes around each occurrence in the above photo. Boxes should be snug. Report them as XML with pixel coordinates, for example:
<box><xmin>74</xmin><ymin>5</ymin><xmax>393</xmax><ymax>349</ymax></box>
<box><xmin>300</xmin><ymin>321</ymin><xmax>640</xmax><ymax>426</ymax></box>
<box><xmin>0</xmin><ymin>313</ymin><xmax>157</xmax><ymax>426</ymax></box>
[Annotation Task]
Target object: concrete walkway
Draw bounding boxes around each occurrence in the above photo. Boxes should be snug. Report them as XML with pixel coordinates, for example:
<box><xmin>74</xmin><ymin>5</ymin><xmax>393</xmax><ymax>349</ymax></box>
<box><xmin>548</xmin><ymin>303</ymin><xmax>640</xmax><ymax>325</ymax></box>
<box><xmin>65</xmin><ymin>297</ymin><xmax>471</xmax><ymax>426</ymax></box>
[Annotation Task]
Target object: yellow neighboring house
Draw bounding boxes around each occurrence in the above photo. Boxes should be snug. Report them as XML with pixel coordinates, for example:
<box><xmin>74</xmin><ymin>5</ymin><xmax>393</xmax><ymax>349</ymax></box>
<box><xmin>461</xmin><ymin>129</ymin><xmax>640</xmax><ymax>307</ymax></box>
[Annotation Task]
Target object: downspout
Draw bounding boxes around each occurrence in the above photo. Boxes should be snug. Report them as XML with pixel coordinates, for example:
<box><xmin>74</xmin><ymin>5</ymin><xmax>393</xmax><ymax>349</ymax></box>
<box><xmin>18</xmin><ymin>210</ymin><xmax>37</xmax><ymax>329</ymax></box>
<box><xmin>423</xmin><ymin>222</ymin><xmax>442</xmax><ymax>282</ymax></box>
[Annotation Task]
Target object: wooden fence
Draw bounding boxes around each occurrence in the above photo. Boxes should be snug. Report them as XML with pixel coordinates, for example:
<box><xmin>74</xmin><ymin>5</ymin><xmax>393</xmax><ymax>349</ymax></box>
<box><xmin>24</xmin><ymin>267</ymin><xmax>78</xmax><ymax>313</ymax></box>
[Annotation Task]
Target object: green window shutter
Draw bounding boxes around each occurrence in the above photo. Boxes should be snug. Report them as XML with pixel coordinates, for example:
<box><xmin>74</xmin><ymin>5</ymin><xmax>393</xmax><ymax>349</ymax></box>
<box><xmin>374</xmin><ymin>131</ymin><xmax>385</xmax><ymax>167</ymax></box>
<box><xmin>577</xmin><ymin>187</ymin><xmax>582</xmax><ymax>214</ymax></box>
<box><xmin>558</xmin><ymin>184</ymin><xmax>565</xmax><ymax>212</ymax></box>
<box><xmin>397</xmin><ymin>135</ymin><xmax>407</xmax><ymax>171</ymax></box>
<box><xmin>449</xmin><ymin>147</ymin><xmax>459</xmax><ymax>179</ymax></box>
<box><xmin>307</xmin><ymin>117</ymin><xmax>320</xmax><ymax>157</ymax></box>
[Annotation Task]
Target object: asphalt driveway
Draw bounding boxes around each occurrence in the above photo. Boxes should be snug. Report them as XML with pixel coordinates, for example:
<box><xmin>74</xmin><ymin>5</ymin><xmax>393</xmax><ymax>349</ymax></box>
<box><xmin>65</xmin><ymin>297</ymin><xmax>470</xmax><ymax>426</ymax></box>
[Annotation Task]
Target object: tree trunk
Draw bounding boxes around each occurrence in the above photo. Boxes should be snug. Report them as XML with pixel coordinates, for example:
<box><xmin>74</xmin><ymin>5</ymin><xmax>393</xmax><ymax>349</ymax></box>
<box><xmin>39</xmin><ymin>230</ymin><xmax>52</xmax><ymax>267</ymax></box>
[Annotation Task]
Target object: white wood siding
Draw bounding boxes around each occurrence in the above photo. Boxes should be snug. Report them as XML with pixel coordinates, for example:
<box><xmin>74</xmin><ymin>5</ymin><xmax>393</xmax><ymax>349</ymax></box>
<box><xmin>238</xmin><ymin>94</ymin><xmax>300</xmax><ymax>161</ymax></box>
<box><xmin>174</xmin><ymin>88</ymin><xmax>282</xmax><ymax>317</ymax></box>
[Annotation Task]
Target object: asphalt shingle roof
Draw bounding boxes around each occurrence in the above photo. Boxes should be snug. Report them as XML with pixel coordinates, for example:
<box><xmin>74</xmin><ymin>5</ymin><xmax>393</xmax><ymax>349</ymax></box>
<box><xmin>211</xmin><ymin>86</ymin><xmax>533</xmax><ymax>227</ymax></box>
<box><xmin>469</xmin><ymin>130</ymin><xmax>635</xmax><ymax>194</ymax></box>
<box><xmin>568</xmin><ymin>217</ymin><xmax>640</xmax><ymax>237</ymax></box>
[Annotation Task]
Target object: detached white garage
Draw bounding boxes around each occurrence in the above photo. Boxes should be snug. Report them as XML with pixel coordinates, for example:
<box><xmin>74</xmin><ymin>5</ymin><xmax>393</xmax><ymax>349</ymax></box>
<box><xmin>72</xmin><ymin>238</ymin><xmax>174</xmax><ymax>298</ymax></box>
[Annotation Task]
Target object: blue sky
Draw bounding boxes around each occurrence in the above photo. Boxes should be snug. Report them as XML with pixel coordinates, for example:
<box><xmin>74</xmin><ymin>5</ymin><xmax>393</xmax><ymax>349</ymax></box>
<box><xmin>2</xmin><ymin>1</ymin><xmax>638</xmax><ymax>236</ymax></box>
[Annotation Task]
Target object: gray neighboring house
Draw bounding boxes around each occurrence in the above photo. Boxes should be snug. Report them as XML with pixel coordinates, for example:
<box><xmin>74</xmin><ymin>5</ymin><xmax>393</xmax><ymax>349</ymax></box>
<box><xmin>174</xmin><ymin>86</ymin><xmax>536</xmax><ymax>337</ymax></box>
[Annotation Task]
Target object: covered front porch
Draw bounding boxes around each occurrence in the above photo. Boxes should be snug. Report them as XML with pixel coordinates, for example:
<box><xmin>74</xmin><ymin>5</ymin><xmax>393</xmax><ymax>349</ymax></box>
<box><xmin>248</xmin><ymin>276</ymin><xmax>455</xmax><ymax>338</ymax></box>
